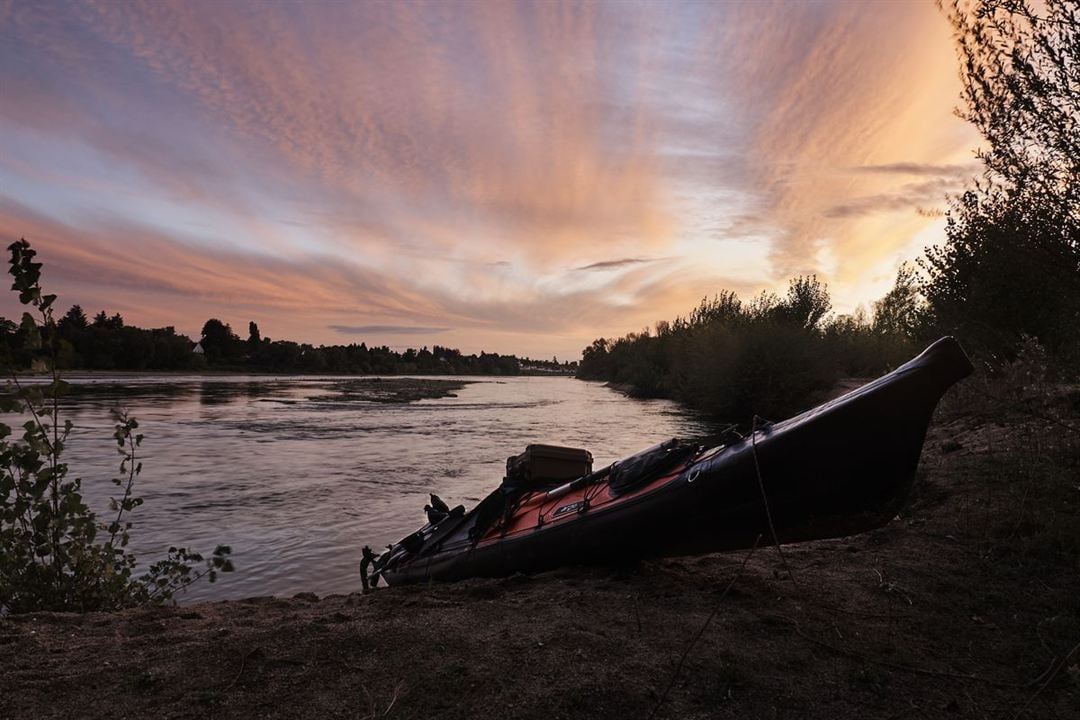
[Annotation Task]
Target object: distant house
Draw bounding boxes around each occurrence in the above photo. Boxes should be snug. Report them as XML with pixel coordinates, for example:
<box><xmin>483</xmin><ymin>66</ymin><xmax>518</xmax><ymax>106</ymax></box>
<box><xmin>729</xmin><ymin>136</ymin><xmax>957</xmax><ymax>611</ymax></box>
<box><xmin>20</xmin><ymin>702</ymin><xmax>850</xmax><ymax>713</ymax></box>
<box><xmin>192</xmin><ymin>341</ymin><xmax>205</xmax><ymax>355</ymax></box>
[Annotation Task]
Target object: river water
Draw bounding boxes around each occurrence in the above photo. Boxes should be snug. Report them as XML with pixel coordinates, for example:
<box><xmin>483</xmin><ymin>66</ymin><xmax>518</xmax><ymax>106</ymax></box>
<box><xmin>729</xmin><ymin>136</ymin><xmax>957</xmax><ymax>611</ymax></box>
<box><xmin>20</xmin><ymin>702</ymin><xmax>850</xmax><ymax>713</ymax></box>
<box><xmin>52</xmin><ymin>375</ymin><xmax>714</xmax><ymax>602</ymax></box>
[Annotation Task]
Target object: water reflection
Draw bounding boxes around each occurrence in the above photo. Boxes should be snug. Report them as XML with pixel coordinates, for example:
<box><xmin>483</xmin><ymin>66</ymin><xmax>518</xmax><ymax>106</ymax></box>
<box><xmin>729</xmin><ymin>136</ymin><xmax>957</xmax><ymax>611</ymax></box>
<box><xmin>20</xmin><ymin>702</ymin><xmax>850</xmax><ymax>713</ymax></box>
<box><xmin>54</xmin><ymin>374</ymin><xmax>715</xmax><ymax>601</ymax></box>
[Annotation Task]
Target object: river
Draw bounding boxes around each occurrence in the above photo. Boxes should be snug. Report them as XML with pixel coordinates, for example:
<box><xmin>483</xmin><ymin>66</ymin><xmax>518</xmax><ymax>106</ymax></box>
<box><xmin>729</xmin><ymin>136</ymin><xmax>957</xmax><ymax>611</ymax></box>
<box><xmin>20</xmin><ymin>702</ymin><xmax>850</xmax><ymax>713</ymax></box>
<box><xmin>49</xmin><ymin>374</ymin><xmax>714</xmax><ymax>602</ymax></box>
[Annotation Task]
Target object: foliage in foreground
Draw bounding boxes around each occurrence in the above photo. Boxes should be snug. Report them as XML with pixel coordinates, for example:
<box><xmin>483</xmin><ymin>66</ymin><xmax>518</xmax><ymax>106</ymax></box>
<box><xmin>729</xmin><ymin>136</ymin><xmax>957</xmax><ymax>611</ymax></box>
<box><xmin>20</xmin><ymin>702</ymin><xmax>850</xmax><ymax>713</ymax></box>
<box><xmin>0</xmin><ymin>240</ymin><xmax>233</xmax><ymax>613</ymax></box>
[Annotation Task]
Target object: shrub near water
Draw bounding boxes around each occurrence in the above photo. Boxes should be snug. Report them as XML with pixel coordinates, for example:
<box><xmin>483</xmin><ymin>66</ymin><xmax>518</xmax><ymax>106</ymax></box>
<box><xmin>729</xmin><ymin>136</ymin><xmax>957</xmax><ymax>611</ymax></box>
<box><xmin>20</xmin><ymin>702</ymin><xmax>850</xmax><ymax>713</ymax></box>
<box><xmin>578</xmin><ymin>276</ymin><xmax>918</xmax><ymax>420</ymax></box>
<box><xmin>0</xmin><ymin>240</ymin><xmax>233</xmax><ymax>613</ymax></box>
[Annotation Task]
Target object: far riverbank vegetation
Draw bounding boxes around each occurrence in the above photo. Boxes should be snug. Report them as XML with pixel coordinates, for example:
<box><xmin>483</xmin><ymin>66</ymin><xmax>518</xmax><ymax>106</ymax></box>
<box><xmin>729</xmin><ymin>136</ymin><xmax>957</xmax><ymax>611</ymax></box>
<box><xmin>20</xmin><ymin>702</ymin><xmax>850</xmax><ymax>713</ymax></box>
<box><xmin>0</xmin><ymin>312</ymin><xmax>575</xmax><ymax>376</ymax></box>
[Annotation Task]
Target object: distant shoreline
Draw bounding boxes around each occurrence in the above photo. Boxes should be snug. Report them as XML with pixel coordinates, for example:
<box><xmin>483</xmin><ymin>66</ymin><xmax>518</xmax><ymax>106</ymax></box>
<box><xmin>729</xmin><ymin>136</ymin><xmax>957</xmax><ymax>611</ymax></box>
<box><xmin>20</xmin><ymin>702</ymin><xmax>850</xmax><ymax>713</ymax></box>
<box><xmin>11</xmin><ymin>369</ymin><xmax>577</xmax><ymax>379</ymax></box>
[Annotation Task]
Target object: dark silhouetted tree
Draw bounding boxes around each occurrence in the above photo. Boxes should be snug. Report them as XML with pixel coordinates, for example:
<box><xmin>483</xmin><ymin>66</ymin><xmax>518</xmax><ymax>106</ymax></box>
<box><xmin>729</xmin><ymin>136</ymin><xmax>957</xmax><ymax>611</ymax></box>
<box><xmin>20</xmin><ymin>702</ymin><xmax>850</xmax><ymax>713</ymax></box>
<box><xmin>59</xmin><ymin>304</ymin><xmax>88</xmax><ymax>330</ymax></box>
<box><xmin>873</xmin><ymin>264</ymin><xmax>922</xmax><ymax>339</ymax></box>
<box><xmin>200</xmin><ymin>318</ymin><xmax>239</xmax><ymax>363</ymax></box>
<box><xmin>924</xmin><ymin>1</ymin><xmax>1080</xmax><ymax>361</ymax></box>
<box><xmin>922</xmin><ymin>188</ymin><xmax>1080</xmax><ymax>358</ymax></box>
<box><xmin>776</xmin><ymin>275</ymin><xmax>831</xmax><ymax>329</ymax></box>
<box><xmin>946</xmin><ymin>0</ymin><xmax>1079</xmax><ymax>219</ymax></box>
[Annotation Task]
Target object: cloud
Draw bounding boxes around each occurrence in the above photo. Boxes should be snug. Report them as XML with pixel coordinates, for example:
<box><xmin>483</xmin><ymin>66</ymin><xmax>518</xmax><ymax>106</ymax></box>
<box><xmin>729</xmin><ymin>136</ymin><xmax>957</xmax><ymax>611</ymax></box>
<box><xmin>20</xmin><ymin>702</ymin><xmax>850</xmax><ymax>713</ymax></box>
<box><xmin>574</xmin><ymin>257</ymin><xmax>665</xmax><ymax>272</ymax></box>
<box><xmin>0</xmin><ymin>0</ymin><xmax>982</xmax><ymax>358</ymax></box>
<box><xmin>329</xmin><ymin>325</ymin><xmax>451</xmax><ymax>336</ymax></box>
<box><xmin>0</xmin><ymin>196</ymin><xmax>446</xmax><ymax>325</ymax></box>
<box><xmin>823</xmin><ymin>179</ymin><xmax>961</xmax><ymax>219</ymax></box>
<box><xmin>0</xmin><ymin>196</ymin><xmax>735</xmax><ymax>355</ymax></box>
<box><xmin>826</xmin><ymin>163</ymin><xmax>980</xmax><ymax>219</ymax></box>
<box><xmin>702</xmin><ymin>0</ymin><xmax>978</xmax><ymax>279</ymax></box>
<box><xmin>42</xmin><ymin>0</ymin><xmax>676</xmax><ymax>264</ymax></box>
<box><xmin>854</xmin><ymin>162</ymin><xmax>979</xmax><ymax>178</ymax></box>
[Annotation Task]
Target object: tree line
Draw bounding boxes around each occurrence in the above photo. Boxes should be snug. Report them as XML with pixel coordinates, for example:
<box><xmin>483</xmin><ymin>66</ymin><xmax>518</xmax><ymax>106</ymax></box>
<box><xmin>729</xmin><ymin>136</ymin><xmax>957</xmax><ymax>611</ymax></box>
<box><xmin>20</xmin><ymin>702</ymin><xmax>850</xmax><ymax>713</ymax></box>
<box><xmin>578</xmin><ymin>0</ymin><xmax>1080</xmax><ymax>420</ymax></box>
<box><xmin>577</xmin><ymin>275</ymin><xmax>921</xmax><ymax>419</ymax></box>
<box><xmin>0</xmin><ymin>308</ymin><xmax>526</xmax><ymax>375</ymax></box>
<box><xmin>196</xmin><ymin>318</ymin><xmax>523</xmax><ymax>375</ymax></box>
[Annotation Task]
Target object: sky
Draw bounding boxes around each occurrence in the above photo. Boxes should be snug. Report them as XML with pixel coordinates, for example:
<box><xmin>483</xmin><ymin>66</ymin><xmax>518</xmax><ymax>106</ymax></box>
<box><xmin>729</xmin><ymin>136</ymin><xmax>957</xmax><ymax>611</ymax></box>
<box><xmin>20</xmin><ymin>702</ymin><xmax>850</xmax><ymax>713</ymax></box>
<box><xmin>0</xmin><ymin>0</ymin><xmax>981</xmax><ymax>360</ymax></box>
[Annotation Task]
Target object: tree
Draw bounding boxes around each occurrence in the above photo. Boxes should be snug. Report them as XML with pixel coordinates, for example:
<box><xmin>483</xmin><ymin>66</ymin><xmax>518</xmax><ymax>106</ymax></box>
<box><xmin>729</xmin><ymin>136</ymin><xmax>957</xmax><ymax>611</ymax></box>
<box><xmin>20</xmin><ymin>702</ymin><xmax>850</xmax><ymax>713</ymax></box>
<box><xmin>56</xmin><ymin>306</ymin><xmax>88</xmax><ymax>366</ymax></box>
<box><xmin>925</xmin><ymin>1</ymin><xmax>1080</xmax><ymax>361</ymax></box>
<box><xmin>946</xmin><ymin>0</ymin><xmax>1079</xmax><ymax>221</ymax></box>
<box><xmin>922</xmin><ymin>187</ymin><xmax>1080</xmax><ymax>357</ymax></box>
<box><xmin>578</xmin><ymin>338</ymin><xmax>611</xmax><ymax>380</ymax></box>
<box><xmin>248</xmin><ymin>321</ymin><xmax>261</xmax><ymax>347</ymax></box>
<box><xmin>59</xmin><ymin>305</ymin><xmax>88</xmax><ymax>330</ymax></box>
<box><xmin>90</xmin><ymin>311</ymin><xmax>123</xmax><ymax>330</ymax></box>
<box><xmin>873</xmin><ymin>264</ymin><xmax>922</xmax><ymax>339</ymax></box>
<box><xmin>0</xmin><ymin>317</ymin><xmax>19</xmax><ymax>366</ymax></box>
<box><xmin>200</xmin><ymin>318</ymin><xmax>238</xmax><ymax>364</ymax></box>
<box><xmin>777</xmin><ymin>275</ymin><xmax>831</xmax><ymax>330</ymax></box>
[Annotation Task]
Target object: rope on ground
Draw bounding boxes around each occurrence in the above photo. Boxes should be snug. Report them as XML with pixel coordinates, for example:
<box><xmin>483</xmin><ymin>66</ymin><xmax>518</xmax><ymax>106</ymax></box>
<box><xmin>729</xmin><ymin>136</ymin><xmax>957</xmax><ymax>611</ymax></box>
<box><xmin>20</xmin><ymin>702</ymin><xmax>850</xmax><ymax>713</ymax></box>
<box><xmin>223</xmin><ymin>646</ymin><xmax>262</xmax><ymax>692</ymax></box>
<box><xmin>647</xmin><ymin>534</ymin><xmax>761</xmax><ymax>720</ymax></box>
<box><xmin>750</xmin><ymin>415</ymin><xmax>799</xmax><ymax>586</ymax></box>
<box><xmin>748</xmin><ymin>415</ymin><xmax>912</xmax><ymax>621</ymax></box>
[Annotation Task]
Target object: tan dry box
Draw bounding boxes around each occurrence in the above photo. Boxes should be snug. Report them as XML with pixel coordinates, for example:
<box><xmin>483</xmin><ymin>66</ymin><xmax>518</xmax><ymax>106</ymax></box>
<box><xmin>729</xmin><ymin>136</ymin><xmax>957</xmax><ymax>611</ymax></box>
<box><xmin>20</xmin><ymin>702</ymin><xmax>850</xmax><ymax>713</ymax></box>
<box><xmin>505</xmin><ymin>444</ymin><xmax>593</xmax><ymax>489</ymax></box>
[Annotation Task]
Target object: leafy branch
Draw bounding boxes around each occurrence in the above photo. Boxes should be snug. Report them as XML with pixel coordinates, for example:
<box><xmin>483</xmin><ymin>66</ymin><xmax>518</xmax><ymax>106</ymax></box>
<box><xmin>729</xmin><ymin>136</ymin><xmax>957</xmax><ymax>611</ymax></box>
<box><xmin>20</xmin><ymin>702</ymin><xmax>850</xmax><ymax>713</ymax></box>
<box><xmin>0</xmin><ymin>239</ymin><xmax>234</xmax><ymax>613</ymax></box>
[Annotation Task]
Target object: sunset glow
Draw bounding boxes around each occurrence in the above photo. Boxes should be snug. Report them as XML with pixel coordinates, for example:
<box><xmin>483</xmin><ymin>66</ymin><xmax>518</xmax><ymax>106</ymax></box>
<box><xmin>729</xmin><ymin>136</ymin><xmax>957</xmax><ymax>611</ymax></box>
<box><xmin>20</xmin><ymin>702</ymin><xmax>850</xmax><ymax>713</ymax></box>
<box><xmin>0</xmin><ymin>0</ymin><xmax>980</xmax><ymax>358</ymax></box>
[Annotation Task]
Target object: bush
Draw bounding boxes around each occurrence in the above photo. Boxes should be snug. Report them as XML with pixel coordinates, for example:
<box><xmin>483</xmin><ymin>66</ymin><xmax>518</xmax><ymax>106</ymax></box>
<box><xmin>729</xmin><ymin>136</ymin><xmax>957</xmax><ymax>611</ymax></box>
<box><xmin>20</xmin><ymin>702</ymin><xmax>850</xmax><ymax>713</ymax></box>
<box><xmin>921</xmin><ymin>187</ymin><xmax>1080</xmax><ymax>367</ymax></box>
<box><xmin>577</xmin><ymin>276</ymin><xmax>909</xmax><ymax>421</ymax></box>
<box><xmin>0</xmin><ymin>239</ymin><xmax>233</xmax><ymax>613</ymax></box>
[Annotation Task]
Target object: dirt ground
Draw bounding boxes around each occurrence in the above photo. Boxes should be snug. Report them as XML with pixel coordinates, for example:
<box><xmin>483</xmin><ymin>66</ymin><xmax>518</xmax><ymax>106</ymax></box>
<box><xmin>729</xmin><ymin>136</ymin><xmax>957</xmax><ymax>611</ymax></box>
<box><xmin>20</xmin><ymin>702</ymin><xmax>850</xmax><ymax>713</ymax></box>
<box><xmin>2</xmin><ymin>380</ymin><xmax>1078</xmax><ymax>720</ymax></box>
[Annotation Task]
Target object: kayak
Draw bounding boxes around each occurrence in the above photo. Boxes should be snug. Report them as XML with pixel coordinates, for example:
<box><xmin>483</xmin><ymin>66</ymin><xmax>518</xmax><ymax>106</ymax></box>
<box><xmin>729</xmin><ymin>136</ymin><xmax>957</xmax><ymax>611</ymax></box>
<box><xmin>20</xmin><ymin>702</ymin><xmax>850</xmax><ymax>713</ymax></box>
<box><xmin>370</xmin><ymin>336</ymin><xmax>973</xmax><ymax>586</ymax></box>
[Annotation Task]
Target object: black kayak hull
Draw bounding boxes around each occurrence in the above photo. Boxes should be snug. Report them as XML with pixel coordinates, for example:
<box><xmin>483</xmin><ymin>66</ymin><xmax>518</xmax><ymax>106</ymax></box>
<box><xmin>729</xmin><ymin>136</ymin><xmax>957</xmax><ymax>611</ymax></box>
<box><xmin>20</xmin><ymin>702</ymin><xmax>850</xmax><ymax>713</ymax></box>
<box><xmin>379</xmin><ymin>337</ymin><xmax>974</xmax><ymax>585</ymax></box>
